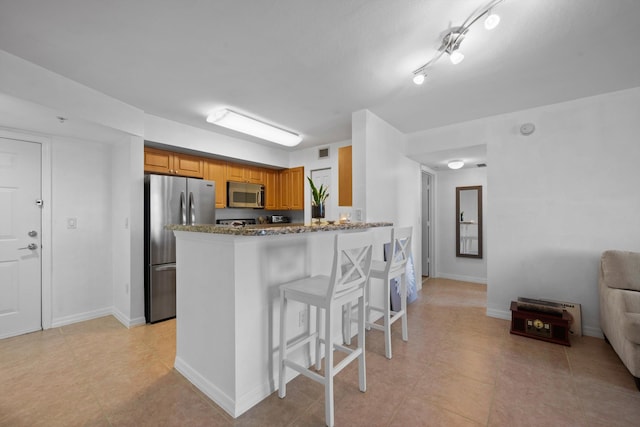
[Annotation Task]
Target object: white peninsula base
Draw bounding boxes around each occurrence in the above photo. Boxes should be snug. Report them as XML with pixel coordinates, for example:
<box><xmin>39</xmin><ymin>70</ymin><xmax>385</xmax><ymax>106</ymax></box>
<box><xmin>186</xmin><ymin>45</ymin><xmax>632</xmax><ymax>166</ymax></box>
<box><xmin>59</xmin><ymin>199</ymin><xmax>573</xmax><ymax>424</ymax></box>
<box><xmin>172</xmin><ymin>225</ymin><xmax>390</xmax><ymax>417</ymax></box>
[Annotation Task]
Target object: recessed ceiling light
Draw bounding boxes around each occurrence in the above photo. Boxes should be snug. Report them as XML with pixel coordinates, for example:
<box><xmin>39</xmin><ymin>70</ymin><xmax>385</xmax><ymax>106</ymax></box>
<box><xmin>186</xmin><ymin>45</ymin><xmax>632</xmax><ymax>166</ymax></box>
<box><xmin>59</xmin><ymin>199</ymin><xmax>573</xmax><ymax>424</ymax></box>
<box><xmin>448</xmin><ymin>160</ymin><xmax>465</xmax><ymax>169</ymax></box>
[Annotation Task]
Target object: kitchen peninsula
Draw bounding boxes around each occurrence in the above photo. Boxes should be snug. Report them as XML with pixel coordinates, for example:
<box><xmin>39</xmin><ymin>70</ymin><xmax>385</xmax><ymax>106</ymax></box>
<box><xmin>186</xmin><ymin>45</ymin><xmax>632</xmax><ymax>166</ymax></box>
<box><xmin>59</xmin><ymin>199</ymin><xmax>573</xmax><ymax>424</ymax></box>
<box><xmin>167</xmin><ymin>222</ymin><xmax>392</xmax><ymax>418</ymax></box>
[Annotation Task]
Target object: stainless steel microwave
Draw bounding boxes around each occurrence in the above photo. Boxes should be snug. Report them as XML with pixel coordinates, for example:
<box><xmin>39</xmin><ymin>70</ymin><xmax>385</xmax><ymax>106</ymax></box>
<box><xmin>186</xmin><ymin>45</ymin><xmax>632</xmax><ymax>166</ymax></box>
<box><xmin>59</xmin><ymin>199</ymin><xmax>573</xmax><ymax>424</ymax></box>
<box><xmin>227</xmin><ymin>181</ymin><xmax>265</xmax><ymax>208</ymax></box>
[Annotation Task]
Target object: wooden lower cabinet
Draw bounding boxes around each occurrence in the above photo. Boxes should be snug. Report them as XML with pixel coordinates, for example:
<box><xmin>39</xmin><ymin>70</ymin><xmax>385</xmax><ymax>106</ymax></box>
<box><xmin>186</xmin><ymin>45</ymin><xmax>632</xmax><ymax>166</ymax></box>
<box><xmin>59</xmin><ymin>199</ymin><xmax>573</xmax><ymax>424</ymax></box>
<box><xmin>204</xmin><ymin>160</ymin><xmax>227</xmax><ymax>209</ymax></box>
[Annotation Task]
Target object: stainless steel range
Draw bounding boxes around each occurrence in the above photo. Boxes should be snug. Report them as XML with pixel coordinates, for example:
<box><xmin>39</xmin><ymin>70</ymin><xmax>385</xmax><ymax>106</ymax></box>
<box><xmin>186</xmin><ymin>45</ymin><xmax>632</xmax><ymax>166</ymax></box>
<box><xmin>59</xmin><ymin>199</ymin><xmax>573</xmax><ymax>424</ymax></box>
<box><xmin>216</xmin><ymin>218</ymin><xmax>256</xmax><ymax>227</ymax></box>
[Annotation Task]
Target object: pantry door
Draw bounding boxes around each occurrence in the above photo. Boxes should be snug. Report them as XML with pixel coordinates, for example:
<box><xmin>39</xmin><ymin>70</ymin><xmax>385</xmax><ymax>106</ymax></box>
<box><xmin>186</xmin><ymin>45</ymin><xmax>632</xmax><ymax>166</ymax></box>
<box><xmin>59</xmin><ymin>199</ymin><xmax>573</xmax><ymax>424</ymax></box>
<box><xmin>0</xmin><ymin>138</ymin><xmax>42</xmax><ymax>339</ymax></box>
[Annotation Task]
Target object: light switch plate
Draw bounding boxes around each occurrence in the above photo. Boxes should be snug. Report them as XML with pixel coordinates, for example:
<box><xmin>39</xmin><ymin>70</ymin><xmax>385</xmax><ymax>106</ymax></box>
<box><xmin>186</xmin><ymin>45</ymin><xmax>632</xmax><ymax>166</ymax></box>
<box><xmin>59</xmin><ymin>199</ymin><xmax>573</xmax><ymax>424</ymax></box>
<box><xmin>67</xmin><ymin>217</ymin><xmax>77</xmax><ymax>229</ymax></box>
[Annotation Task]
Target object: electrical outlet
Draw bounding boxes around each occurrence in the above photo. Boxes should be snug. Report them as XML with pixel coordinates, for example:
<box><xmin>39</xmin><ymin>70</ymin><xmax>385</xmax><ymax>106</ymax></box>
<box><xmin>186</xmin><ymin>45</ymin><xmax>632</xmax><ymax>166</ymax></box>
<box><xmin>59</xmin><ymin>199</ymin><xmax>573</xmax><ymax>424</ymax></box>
<box><xmin>354</xmin><ymin>209</ymin><xmax>362</xmax><ymax>221</ymax></box>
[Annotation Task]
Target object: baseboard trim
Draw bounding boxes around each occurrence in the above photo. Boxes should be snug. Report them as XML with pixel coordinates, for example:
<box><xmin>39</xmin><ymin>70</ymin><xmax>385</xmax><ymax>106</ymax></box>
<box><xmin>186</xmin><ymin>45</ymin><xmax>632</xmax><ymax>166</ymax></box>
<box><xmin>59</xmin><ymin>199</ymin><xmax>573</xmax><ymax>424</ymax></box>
<box><xmin>437</xmin><ymin>273</ymin><xmax>487</xmax><ymax>284</ymax></box>
<box><xmin>111</xmin><ymin>307</ymin><xmax>146</xmax><ymax>328</ymax></box>
<box><xmin>486</xmin><ymin>307</ymin><xmax>511</xmax><ymax>320</ymax></box>
<box><xmin>51</xmin><ymin>307</ymin><xmax>112</xmax><ymax>328</ymax></box>
<box><xmin>174</xmin><ymin>356</ymin><xmax>237</xmax><ymax>417</ymax></box>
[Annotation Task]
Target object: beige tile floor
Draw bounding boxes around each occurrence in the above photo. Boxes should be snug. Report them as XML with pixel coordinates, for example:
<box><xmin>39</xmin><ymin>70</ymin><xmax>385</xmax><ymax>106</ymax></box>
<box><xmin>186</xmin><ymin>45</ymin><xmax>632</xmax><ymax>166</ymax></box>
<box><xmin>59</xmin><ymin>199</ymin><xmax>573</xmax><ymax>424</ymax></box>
<box><xmin>2</xmin><ymin>278</ymin><xmax>640</xmax><ymax>426</ymax></box>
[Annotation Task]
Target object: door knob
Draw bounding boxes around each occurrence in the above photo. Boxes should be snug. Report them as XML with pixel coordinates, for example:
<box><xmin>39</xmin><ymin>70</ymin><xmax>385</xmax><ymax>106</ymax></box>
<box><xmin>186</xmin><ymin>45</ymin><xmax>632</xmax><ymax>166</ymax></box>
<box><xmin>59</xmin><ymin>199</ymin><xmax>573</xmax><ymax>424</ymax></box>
<box><xmin>28</xmin><ymin>230</ymin><xmax>38</xmax><ymax>237</ymax></box>
<box><xmin>18</xmin><ymin>243</ymin><xmax>38</xmax><ymax>250</ymax></box>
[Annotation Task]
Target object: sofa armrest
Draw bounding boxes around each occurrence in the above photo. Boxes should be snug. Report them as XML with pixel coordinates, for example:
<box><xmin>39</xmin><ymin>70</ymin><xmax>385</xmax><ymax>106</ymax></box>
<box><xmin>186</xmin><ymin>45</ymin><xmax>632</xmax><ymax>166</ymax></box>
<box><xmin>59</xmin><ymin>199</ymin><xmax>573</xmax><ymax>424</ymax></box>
<box><xmin>623</xmin><ymin>289</ymin><xmax>640</xmax><ymax>314</ymax></box>
<box><xmin>623</xmin><ymin>313</ymin><xmax>640</xmax><ymax>345</ymax></box>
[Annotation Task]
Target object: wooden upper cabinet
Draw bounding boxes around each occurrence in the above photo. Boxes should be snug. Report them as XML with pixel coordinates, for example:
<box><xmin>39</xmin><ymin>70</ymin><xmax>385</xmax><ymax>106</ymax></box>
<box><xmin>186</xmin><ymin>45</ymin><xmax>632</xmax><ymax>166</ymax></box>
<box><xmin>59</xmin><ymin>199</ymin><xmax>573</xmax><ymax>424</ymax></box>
<box><xmin>279</xmin><ymin>166</ymin><xmax>304</xmax><ymax>210</ymax></box>
<box><xmin>144</xmin><ymin>147</ymin><xmax>174</xmax><ymax>175</ymax></box>
<box><xmin>204</xmin><ymin>160</ymin><xmax>227</xmax><ymax>209</ymax></box>
<box><xmin>174</xmin><ymin>153</ymin><xmax>204</xmax><ymax>178</ymax></box>
<box><xmin>227</xmin><ymin>163</ymin><xmax>264</xmax><ymax>184</ymax></box>
<box><xmin>289</xmin><ymin>166</ymin><xmax>304</xmax><ymax>210</ymax></box>
<box><xmin>279</xmin><ymin>169</ymin><xmax>291</xmax><ymax>209</ymax></box>
<box><xmin>338</xmin><ymin>145</ymin><xmax>352</xmax><ymax>206</ymax></box>
<box><xmin>144</xmin><ymin>147</ymin><xmax>204</xmax><ymax>178</ymax></box>
<box><xmin>245</xmin><ymin>167</ymin><xmax>264</xmax><ymax>184</ymax></box>
<box><xmin>226</xmin><ymin>163</ymin><xmax>245</xmax><ymax>182</ymax></box>
<box><xmin>264</xmin><ymin>169</ymin><xmax>279</xmax><ymax>210</ymax></box>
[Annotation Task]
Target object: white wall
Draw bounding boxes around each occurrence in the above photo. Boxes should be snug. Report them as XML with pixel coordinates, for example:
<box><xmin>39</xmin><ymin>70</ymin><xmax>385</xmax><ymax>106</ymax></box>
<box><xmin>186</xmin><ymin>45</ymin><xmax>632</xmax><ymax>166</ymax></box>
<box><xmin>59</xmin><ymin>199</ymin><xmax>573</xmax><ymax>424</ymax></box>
<box><xmin>435</xmin><ymin>167</ymin><xmax>487</xmax><ymax>283</ymax></box>
<box><xmin>111</xmin><ymin>136</ymin><xmax>145</xmax><ymax>327</ymax></box>
<box><xmin>51</xmin><ymin>137</ymin><xmax>114</xmax><ymax>326</ymax></box>
<box><xmin>352</xmin><ymin>110</ymin><xmax>422</xmax><ymax>280</ymax></box>
<box><xmin>408</xmin><ymin>87</ymin><xmax>640</xmax><ymax>337</ymax></box>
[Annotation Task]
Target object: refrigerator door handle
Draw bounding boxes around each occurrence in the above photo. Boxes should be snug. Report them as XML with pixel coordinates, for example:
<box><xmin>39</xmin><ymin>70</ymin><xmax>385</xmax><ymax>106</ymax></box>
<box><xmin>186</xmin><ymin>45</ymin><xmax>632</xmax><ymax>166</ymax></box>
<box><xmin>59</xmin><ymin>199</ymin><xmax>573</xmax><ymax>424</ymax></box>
<box><xmin>155</xmin><ymin>263</ymin><xmax>177</xmax><ymax>271</ymax></box>
<box><xmin>189</xmin><ymin>192</ymin><xmax>196</xmax><ymax>224</ymax></box>
<box><xmin>180</xmin><ymin>191</ymin><xmax>187</xmax><ymax>225</ymax></box>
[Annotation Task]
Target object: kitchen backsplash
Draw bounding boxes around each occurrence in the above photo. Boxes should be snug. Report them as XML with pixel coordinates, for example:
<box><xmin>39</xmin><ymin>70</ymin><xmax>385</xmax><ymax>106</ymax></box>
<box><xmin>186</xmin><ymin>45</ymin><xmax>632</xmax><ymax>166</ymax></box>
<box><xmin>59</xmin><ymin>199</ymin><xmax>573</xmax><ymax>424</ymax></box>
<box><xmin>215</xmin><ymin>208</ymin><xmax>304</xmax><ymax>224</ymax></box>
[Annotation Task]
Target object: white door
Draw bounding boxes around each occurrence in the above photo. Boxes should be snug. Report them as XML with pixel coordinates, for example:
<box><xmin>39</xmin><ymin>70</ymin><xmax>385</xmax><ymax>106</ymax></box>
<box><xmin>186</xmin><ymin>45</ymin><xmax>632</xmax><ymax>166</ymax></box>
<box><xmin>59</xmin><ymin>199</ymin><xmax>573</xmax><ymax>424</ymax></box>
<box><xmin>311</xmin><ymin>168</ymin><xmax>332</xmax><ymax>220</ymax></box>
<box><xmin>0</xmin><ymin>138</ymin><xmax>42</xmax><ymax>339</ymax></box>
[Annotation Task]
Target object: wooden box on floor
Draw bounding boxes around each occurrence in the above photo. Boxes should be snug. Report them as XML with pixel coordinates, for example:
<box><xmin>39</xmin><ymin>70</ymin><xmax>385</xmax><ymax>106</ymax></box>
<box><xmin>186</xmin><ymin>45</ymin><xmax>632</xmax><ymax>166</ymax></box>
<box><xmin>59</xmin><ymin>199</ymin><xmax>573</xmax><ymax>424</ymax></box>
<box><xmin>509</xmin><ymin>301</ymin><xmax>571</xmax><ymax>346</ymax></box>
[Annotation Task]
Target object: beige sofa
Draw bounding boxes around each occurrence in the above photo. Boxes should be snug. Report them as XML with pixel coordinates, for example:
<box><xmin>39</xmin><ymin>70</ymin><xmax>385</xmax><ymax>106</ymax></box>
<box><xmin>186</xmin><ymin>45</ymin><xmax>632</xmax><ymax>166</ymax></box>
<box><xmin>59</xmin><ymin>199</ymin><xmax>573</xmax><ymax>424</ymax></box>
<box><xmin>599</xmin><ymin>250</ymin><xmax>640</xmax><ymax>391</ymax></box>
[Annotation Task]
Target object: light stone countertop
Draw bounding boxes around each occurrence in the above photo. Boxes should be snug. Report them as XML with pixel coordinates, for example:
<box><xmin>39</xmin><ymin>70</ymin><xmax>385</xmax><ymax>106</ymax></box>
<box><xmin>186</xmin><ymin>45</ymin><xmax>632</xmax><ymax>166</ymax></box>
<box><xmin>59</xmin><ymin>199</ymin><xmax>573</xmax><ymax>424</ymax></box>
<box><xmin>166</xmin><ymin>221</ymin><xmax>392</xmax><ymax>236</ymax></box>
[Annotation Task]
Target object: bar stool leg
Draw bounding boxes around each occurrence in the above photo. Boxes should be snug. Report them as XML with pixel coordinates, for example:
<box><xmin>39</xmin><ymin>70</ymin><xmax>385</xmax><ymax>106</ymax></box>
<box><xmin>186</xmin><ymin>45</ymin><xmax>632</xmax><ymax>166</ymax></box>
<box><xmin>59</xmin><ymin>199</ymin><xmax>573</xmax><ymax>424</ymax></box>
<box><xmin>324</xmin><ymin>308</ymin><xmax>335</xmax><ymax>427</ymax></box>
<box><xmin>384</xmin><ymin>277</ymin><xmax>392</xmax><ymax>359</ymax></box>
<box><xmin>315</xmin><ymin>306</ymin><xmax>322</xmax><ymax>370</ymax></box>
<box><xmin>357</xmin><ymin>294</ymin><xmax>367</xmax><ymax>392</ymax></box>
<box><xmin>400</xmin><ymin>273</ymin><xmax>408</xmax><ymax>342</ymax></box>
<box><xmin>278</xmin><ymin>291</ymin><xmax>287</xmax><ymax>398</ymax></box>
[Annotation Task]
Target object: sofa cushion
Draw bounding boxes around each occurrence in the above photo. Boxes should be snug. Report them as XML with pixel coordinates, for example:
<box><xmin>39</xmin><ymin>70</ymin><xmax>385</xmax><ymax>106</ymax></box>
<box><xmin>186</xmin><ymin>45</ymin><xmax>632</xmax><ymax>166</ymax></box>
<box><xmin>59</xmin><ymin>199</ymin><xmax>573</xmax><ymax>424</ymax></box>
<box><xmin>623</xmin><ymin>313</ymin><xmax>640</xmax><ymax>345</ymax></box>
<box><xmin>601</xmin><ymin>250</ymin><xmax>640</xmax><ymax>291</ymax></box>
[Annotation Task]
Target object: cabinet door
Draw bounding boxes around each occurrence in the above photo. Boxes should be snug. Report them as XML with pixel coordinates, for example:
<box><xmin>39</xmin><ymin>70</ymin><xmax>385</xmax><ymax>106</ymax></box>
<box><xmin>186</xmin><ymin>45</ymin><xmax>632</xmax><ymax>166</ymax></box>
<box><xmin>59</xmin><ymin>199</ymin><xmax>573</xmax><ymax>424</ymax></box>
<box><xmin>173</xmin><ymin>153</ymin><xmax>204</xmax><ymax>178</ymax></box>
<box><xmin>226</xmin><ymin>163</ymin><xmax>245</xmax><ymax>182</ymax></box>
<box><xmin>204</xmin><ymin>160</ymin><xmax>227</xmax><ymax>208</ymax></box>
<box><xmin>338</xmin><ymin>145</ymin><xmax>352</xmax><ymax>206</ymax></box>
<box><xmin>279</xmin><ymin>169</ymin><xmax>291</xmax><ymax>209</ymax></box>
<box><xmin>289</xmin><ymin>166</ymin><xmax>304</xmax><ymax>210</ymax></box>
<box><xmin>144</xmin><ymin>147</ymin><xmax>174</xmax><ymax>175</ymax></box>
<box><xmin>246</xmin><ymin>167</ymin><xmax>264</xmax><ymax>184</ymax></box>
<box><xmin>264</xmin><ymin>169</ymin><xmax>279</xmax><ymax>210</ymax></box>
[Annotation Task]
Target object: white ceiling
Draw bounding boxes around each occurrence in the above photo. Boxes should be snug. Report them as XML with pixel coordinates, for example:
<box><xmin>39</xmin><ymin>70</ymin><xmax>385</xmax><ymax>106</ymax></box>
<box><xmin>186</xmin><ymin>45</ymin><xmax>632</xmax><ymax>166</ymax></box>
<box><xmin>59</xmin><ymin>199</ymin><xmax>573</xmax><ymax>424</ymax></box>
<box><xmin>1</xmin><ymin>0</ymin><xmax>640</xmax><ymax>168</ymax></box>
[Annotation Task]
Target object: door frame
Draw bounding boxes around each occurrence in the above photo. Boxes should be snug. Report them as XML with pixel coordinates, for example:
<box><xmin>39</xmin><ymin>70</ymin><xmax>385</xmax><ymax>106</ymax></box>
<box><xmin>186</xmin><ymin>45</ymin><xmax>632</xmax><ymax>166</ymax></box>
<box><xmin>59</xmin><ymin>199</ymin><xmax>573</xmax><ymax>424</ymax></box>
<box><xmin>0</xmin><ymin>128</ymin><xmax>53</xmax><ymax>330</ymax></box>
<box><xmin>421</xmin><ymin>166</ymin><xmax>436</xmax><ymax>280</ymax></box>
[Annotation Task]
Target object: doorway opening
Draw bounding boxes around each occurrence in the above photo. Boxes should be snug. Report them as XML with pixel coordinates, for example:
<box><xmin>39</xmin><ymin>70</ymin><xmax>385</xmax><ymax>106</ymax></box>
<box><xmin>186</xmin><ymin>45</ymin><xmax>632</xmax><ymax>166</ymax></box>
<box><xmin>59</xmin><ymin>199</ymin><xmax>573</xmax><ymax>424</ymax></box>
<box><xmin>421</xmin><ymin>170</ymin><xmax>433</xmax><ymax>278</ymax></box>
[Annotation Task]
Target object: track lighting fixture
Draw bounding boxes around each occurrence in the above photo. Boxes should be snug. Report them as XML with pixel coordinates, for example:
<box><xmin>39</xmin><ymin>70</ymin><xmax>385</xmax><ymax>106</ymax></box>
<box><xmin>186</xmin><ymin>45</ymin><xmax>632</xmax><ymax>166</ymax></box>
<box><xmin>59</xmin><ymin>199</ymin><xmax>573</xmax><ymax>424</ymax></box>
<box><xmin>412</xmin><ymin>0</ymin><xmax>505</xmax><ymax>84</ymax></box>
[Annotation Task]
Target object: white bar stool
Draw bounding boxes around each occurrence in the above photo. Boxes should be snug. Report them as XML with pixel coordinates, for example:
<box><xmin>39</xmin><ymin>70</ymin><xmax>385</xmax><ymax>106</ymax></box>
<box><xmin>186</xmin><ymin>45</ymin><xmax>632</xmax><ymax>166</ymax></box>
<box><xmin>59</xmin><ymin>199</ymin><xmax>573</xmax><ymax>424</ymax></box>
<box><xmin>278</xmin><ymin>232</ymin><xmax>373</xmax><ymax>427</ymax></box>
<box><xmin>361</xmin><ymin>226</ymin><xmax>412</xmax><ymax>359</ymax></box>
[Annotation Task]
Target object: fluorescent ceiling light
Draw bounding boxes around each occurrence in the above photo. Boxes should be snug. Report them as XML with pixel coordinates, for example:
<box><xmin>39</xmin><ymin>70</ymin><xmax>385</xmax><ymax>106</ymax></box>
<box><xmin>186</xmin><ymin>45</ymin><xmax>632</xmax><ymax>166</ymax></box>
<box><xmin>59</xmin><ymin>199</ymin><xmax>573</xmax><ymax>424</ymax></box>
<box><xmin>448</xmin><ymin>160</ymin><xmax>465</xmax><ymax>169</ymax></box>
<box><xmin>206</xmin><ymin>109</ymin><xmax>302</xmax><ymax>147</ymax></box>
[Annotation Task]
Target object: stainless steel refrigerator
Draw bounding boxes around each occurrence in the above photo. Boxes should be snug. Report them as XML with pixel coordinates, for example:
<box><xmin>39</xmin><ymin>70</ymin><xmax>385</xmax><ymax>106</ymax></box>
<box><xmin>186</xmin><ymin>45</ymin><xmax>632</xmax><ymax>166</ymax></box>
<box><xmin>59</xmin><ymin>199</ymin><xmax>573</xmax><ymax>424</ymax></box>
<box><xmin>144</xmin><ymin>174</ymin><xmax>216</xmax><ymax>323</ymax></box>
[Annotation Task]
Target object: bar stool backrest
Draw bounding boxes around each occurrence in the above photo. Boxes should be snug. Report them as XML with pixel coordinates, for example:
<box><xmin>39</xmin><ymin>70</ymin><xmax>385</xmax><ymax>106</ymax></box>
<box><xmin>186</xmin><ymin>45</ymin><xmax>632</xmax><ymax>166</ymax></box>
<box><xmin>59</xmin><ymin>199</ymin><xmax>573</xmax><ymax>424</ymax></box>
<box><xmin>384</xmin><ymin>227</ymin><xmax>412</xmax><ymax>276</ymax></box>
<box><xmin>327</xmin><ymin>232</ymin><xmax>373</xmax><ymax>301</ymax></box>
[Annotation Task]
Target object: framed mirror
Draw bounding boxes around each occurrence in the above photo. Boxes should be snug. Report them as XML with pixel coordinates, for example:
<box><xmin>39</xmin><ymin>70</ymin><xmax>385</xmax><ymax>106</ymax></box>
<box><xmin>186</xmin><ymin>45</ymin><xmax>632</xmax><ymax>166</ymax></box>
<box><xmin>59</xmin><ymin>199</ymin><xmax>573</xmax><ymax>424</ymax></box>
<box><xmin>456</xmin><ymin>185</ymin><xmax>483</xmax><ymax>258</ymax></box>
